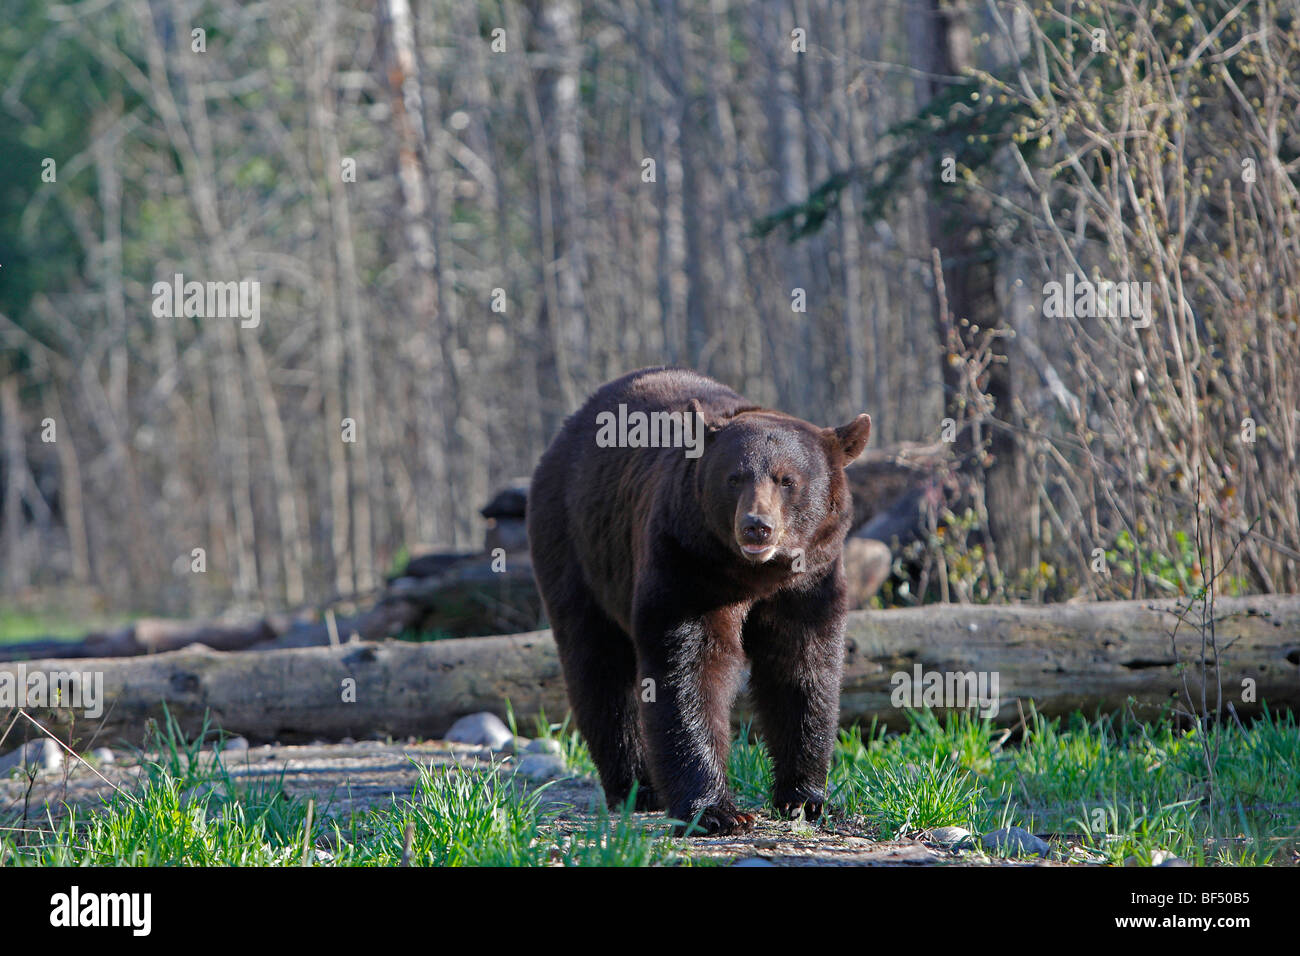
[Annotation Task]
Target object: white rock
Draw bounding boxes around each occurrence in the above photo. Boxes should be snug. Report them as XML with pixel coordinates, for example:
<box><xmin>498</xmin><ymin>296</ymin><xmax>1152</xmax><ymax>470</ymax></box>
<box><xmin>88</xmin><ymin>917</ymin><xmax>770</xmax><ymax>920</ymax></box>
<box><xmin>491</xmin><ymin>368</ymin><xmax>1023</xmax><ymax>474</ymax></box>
<box><xmin>445</xmin><ymin>712</ymin><xmax>513</xmax><ymax>750</ymax></box>
<box><xmin>514</xmin><ymin>753</ymin><xmax>567</xmax><ymax>781</ymax></box>
<box><xmin>524</xmin><ymin>737</ymin><xmax>563</xmax><ymax>756</ymax></box>
<box><xmin>929</xmin><ymin>826</ymin><xmax>974</xmax><ymax>846</ymax></box>
<box><xmin>38</xmin><ymin>739</ymin><xmax>63</xmax><ymax>772</ymax></box>
<box><xmin>981</xmin><ymin>826</ymin><xmax>1050</xmax><ymax>857</ymax></box>
<box><xmin>221</xmin><ymin>735</ymin><xmax>250</xmax><ymax>752</ymax></box>
<box><xmin>0</xmin><ymin>739</ymin><xmax>62</xmax><ymax>775</ymax></box>
<box><xmin>1125</xmin><ymin>849</ymin><xmax>1186</xmax><ymax>867</ymax></box>
<box><xmin>90</xmin><ymin>747</ymin><xmax>116</xmax><ymax>765</ymax></box>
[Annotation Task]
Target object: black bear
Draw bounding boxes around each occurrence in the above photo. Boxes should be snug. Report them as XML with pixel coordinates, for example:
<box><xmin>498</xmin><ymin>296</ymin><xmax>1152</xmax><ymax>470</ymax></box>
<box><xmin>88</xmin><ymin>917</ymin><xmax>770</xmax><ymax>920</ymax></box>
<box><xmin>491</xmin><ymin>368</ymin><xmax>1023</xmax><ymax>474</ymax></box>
<box><xmin>527</xmin><ymin>368</ymin><xmax>871</xmax><ymax>835</ymax></box>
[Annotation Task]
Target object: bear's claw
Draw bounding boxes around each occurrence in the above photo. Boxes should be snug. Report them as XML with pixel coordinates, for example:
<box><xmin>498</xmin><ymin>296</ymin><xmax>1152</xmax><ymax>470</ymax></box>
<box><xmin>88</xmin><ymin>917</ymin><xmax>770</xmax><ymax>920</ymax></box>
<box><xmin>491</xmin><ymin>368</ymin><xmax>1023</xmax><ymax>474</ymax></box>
<box><xmin>675</xmin><ymin>805</ymin><xmax>758</xmax><ymax>837</ymax></box>
<box><xmin>774</xmin><ymin>798</ymin><xmax>825</xmax><ymax>821</ymax></box>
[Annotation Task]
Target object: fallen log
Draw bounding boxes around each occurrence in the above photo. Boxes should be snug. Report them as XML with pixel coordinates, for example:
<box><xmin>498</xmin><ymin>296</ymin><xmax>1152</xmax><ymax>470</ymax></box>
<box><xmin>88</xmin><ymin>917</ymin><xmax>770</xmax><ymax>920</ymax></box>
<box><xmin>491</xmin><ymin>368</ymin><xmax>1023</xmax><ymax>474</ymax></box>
<box><xmin>0</xmin><ymin>557</ymin><xmax>543</xmax><ymax>662</ymax></box>
<box><xmin>0</xmin><ymin>618</ymin><xmax>276</xmax><ymax>661</ymax></box>
<box><xmin>3</xmin><ymin>597</ymin><xmax>1297</xmax><ymax>748</ymax></box>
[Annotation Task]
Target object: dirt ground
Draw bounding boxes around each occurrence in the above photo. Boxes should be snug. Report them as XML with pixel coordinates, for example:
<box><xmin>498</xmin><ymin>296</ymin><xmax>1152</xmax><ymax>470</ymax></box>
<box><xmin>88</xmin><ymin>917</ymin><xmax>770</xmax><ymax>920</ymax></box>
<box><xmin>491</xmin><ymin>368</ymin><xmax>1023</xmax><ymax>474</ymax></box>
<box><xmin>0</xmin><ymin>739</ymin><xmax>1073</xmax><ymax>866</ymax></box>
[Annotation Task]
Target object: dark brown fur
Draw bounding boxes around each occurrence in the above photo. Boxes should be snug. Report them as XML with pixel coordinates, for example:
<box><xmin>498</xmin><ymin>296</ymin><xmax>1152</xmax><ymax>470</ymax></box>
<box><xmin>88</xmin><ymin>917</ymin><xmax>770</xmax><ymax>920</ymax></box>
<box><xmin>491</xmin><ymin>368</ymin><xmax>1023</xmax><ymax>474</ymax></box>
<box><xmin>527</xmin><ymin>368</ymin><xmax>870</xmax><ymax>835</ymax></box>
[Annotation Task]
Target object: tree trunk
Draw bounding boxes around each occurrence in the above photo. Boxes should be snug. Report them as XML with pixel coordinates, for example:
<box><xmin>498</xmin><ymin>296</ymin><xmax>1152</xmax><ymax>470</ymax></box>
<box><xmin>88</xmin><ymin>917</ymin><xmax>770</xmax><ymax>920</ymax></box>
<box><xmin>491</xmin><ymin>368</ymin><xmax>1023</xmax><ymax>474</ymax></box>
<box><xmin>909</xmin><ymin>0</ymin><xmax>1026</xmax><ymax>577</ymax></box>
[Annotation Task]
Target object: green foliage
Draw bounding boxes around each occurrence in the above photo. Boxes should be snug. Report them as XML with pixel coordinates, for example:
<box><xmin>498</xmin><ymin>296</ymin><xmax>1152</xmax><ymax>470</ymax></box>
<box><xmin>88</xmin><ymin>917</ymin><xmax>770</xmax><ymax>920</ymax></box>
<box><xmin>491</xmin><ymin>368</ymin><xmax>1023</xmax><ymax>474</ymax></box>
<box><xmin>1106</xmin><ymin>528</ymin><xmax>1247</xmax><ymax>597</ymax></box>
<box><xmin>0</xmin><ymin>0</ymin><xmax>145</xmax><ymax>355</ymax></box>
<box><xmin>824</xmin><ymin>707</ymin><xmax>1300</xmax><ymax>864</ymax></box>
<box><xmin>752</xmin><ymin>74</ymin><xmax>1040</xmax><ymax>241</ymax></box>
<box><xmin>5</xmin><ymin>705</ymin><xmax>1298</xmax><ymax>865</ymax></box>
<box><xmin>727</xmin><ymin>720</ymin><xmax>774</xmax><ymax>809</ymax></box>
<box><xmin>1</xmin><ymin>713</ymin><xmax>680</xmax><ymax>867</ymax></box>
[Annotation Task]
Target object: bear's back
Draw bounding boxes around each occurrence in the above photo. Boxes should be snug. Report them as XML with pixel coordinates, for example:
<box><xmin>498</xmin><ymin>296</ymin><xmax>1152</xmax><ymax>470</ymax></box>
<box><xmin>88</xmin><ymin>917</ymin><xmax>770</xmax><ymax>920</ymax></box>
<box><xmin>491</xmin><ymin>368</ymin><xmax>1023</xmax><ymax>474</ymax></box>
<box><xmin>528</xmin><ymin>368</ymin><xmax>757</xmax><ymax>630</ymax></box>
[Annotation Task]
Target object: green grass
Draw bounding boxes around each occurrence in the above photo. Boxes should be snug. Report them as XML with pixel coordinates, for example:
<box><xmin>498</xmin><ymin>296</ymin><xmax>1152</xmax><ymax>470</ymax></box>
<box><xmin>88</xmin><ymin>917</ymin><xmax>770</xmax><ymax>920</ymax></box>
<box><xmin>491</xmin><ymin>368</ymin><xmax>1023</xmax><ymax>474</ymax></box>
<box><xmin>5</xmin><ymin>705</ymin><xmax>1298</xmax><ymax>865</ymax></box>
<box><xmin>0</xmin><ymin>710</ymin><xmax>680</xmax><ymax>867</ymax></box>
<box><xmin>0</xmin><ymin>604</ymin><xmax>133</xmax><ymax>645</ymax></box>
<box><xmin>816</xmin><ymin>707</ymin><xmax>1300</xmax><ymax>864</ymax></box>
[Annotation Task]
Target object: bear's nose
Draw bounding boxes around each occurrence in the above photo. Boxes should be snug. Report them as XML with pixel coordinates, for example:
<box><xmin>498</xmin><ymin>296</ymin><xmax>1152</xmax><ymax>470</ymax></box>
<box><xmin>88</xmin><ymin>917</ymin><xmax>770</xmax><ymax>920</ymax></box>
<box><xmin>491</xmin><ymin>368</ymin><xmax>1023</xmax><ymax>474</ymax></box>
<box><xmin>740</xmin><ymin>515</ymin><xmax>773</xmax><ymax>543</ymax></box>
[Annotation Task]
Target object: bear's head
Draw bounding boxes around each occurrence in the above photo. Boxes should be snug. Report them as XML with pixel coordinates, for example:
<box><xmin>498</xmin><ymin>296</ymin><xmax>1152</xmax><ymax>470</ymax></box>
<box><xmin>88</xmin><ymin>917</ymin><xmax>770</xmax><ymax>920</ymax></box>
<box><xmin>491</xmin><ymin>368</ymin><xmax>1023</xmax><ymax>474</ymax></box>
<box><xmin>693</xmin><ymin>405</ymin><xmax>871</xmax><ymax>568</ymax></box>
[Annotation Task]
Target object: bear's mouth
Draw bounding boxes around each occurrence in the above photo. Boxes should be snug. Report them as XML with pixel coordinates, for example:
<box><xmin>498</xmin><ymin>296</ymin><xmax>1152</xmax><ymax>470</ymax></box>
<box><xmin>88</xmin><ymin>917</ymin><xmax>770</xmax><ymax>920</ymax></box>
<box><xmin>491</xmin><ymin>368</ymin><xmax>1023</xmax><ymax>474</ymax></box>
<box><xmin>738</xmin><ymin>540</ymin><xmax>778</xmax><ymax>562</ymax></box>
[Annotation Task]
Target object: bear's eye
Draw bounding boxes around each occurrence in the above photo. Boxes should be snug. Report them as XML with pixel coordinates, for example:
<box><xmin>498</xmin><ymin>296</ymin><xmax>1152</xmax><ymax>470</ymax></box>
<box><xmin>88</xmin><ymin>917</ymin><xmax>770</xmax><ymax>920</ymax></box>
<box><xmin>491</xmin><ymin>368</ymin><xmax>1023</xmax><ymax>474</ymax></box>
<box><xmin>779</xmin><ymin>475</ymin><xmax>796</xmax><ymax>488</ymax></box>
<box><xmin>727</xmin><ymin>474</ymin><xmax>742</xmax><ymax>487</ymax></box>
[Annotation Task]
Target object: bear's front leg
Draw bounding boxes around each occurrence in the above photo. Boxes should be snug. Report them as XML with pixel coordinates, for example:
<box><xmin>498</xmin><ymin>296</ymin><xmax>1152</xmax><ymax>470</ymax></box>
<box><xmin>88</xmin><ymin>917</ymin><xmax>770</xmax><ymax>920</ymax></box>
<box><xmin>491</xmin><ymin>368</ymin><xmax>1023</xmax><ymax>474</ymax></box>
<box><xmin>633</xmin><ymin>600</ymin><xmax>755</xmax><ymax>836</ymax></box>
<box><xmin>744</xmin><ymin>569</ymin><xmax>847</xmax><ymax>821</ymax></box>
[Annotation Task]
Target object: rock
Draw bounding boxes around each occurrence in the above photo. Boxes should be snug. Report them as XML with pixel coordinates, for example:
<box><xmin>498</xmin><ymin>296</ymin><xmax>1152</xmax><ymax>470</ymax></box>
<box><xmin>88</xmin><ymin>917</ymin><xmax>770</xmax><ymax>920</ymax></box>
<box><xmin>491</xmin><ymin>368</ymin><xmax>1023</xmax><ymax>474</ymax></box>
<box><xmin>981</xmin><ymin>826</ymin><xmax>1050</xmax><ymax>858</ymax></box>
<box><xmin>180</xmin><ymin>784</ymin><xmax>212</xmax><ymax>804</ymax></box>
<box><xmin>929</xmin><ymin>826</ymin><xmax>973</xmax><ymax>847</ymax></box>
<box><xmin>90</xmin><ymin>747</ymin><xmax>116</xmax><ymax>765</ymax></box>
<box><xmin>733</xmin><ymin>857</ymin><xmax>776</xmax><ymax>867</ymax></box>
<box><xmin>524</xmin><ymin>737</ymin><xmax>563</xmax><ymax>756</ymax></box>
<box><xmin>0</xmin><ymin>739</ymin><xmax>63</xmax><ymax>775</ymax></box>
<box><xmin>220</xmin><ymin>735</ymin><xmax>250</xmax><ymax>752</ymax></box>
<box><xmin>445</xmin><ymin>712</ymin><xmax>513</xmax><ymax>750</ymax></box>
<box><xmin>38</xmin><ymin>739</ymin><xmax>62</xmax><ymax>772</ymax></box>
<box><xmin>1124</xmin><ymin>849</ymin><xmax>1186</xmax><ymax>867</ymax></box>
<box><xmin>514</xmin><ymin>753</ymin><xmax>567</xmax><ymax>781</ymax></box>
<box><xmin>484</xmin><ymin>518</ymin><xmax>529</xmax><ymax>553</ymax></box>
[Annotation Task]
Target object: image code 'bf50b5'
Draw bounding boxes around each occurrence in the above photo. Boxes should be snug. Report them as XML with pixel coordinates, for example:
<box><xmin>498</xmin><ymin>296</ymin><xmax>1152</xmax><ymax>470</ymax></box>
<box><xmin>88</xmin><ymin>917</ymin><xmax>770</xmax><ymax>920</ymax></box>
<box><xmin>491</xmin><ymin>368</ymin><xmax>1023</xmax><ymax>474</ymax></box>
<box><xmin>527</xmin><ymin>367</ymin><xmax>871</xmax><ymax>835</ymax></box>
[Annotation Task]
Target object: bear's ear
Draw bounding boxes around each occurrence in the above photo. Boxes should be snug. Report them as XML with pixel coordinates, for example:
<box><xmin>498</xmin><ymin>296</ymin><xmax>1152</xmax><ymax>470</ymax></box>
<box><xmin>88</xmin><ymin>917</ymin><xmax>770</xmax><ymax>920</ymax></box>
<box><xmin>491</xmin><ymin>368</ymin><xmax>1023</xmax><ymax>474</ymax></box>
<box><xmin>688</xmin><ymin>398</ymin><xmax>722</xmax><ymax>435</ymax></box>
<box><xmin>826</xmin><ymin>413</ymin><xmax>872</xmax><ymax>463</ymax></box>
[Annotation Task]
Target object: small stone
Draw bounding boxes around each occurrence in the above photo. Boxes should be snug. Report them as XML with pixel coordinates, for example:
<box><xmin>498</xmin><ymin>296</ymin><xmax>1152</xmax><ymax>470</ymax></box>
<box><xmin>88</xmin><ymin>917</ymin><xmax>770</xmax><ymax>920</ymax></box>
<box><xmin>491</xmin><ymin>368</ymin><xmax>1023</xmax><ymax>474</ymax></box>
<box><xmin>524</xmin><ymin>737</ymin><xmax>563</xmax><ymax>756</ymax></box>
<box><xmin>514</xmin><ymin>753</ymin><xmax>568</xmax><ymax>781</ymax></box>
<box><xmin>341</xmin><ymin>737</ymin><xmax>356</xmax><ymax>745</ymax></box>
<box><xmin>929</xmin><ymin>826</ymin><xmax>973</xmax><ymax>847</ymax></box>
<box><xmin>221</xmin><ymin>736</ymin><xmax>250</xmax><ymax>752</ymax></box>
<box><xmin>38</xmin><ymin>739</ymin><xmax>63</xmax><ymax>772</ymax></box>
<box><xmin>733</xmin><ymin>857</ymin><xmax>776</xmax><ymax>867</ymax></box>
<box><xmin>179</xmin><ymin>783</ymin><xmax>212</xmax><ymax>805</ymax></box>
<box><xmin>2</xmin><ymin>740</ymin><xmax>63</xmax><ymax>775</ymax></box>
<box><xmin>445</xmin><ymin>712</ymin><xmax>513</xmax><ymax>750</ymax></box>
<box><xmin>981</xmin><ymin>826</ymin><xmax>1050</xmax><ymax>858</ymax></box>
<box><xmin>1125</xmin><ymin>849</ymin><xmax>1185</xmax><ymax>867</ymax></box>
<box><xmin>90</xmin><ymin>747</ymin><xmax>116</xmax><ymax>765</ymax></box>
